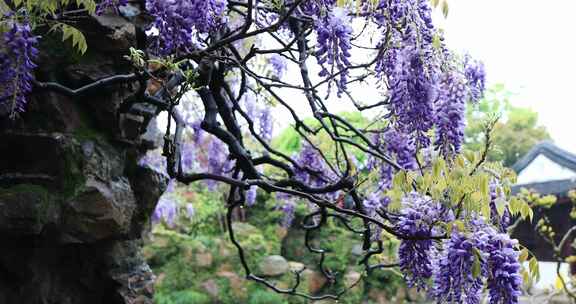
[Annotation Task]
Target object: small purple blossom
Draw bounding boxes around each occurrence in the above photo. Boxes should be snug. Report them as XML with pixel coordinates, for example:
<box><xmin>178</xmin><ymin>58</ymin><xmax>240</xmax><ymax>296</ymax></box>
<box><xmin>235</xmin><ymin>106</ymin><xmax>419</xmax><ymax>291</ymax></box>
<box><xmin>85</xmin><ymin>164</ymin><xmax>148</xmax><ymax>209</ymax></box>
<box><xmin>363</xmin><ymin>192</ymin><xmax>389</xmax><ymax>240</ymax></box>
<box><xmin>485</xmin><ymin>234</ymin><xmax>522</xmax><ymax>304</ymax></box>
<box><xmin>269</xmin><ymin>54</ymin><xmax>287</xmax><ymax>78</ymax></box>
<box><xmin>185</xmin><ymin>203</ymin><xmax>195</xmax><ymax>218</ymax></box>
<box><xmin>152</xmin><ymin>180</ymin><xmax>179</xmax><ymax>227</ymax></box>
<box><xmin>374</xmin><ymin>0</ymin><xmax>440</xmax><ymax>146</ymax></box>
<box><xmin>293</xmin><ymin>142</ymin><xmax>335</xmax><ymax>188</ymax></box>
<box><xmin>464</xmin><ymin>55</ymin><xmax>486</xmax><ymax>102</ymax></box>
<box><xmin>246</xmin><ymin>186</ymin><xmax>257</xmax><ymax>206</ymax></box>
<box><xmin>258</xmin><ymin>107</ymin><xmax>273</xmax><ymax>142</ymax></box>
<box><xmin>152</xmin><ymin>180</ymin><xmax>196</xmax><ymax>227</ymax></box>
<box><xmin>138</xmin><ymin>150</ymin><xmax>169</xmax><ymax>176</ymax></box>
<box><xmin>280</xmin><ymin>200</ymin><xmax>296</xmax><ymax>228</ymax></box>
<box><xmin>181</xmin><ymin>142</ymin><xmax>196</xmax><ymax>173</ymax></box>
<box><xmin>378</xmin><ymin>41</ymin><xmax>438</xmax><ymax>146</ymax></box>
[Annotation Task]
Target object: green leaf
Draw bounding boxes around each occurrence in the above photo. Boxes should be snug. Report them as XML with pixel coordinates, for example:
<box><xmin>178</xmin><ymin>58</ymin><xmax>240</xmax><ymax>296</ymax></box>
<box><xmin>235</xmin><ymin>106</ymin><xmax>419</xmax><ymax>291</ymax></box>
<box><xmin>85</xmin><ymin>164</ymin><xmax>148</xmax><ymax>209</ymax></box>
<box><xmin>0</xmin><ymin>1</ymin><xmax>11</xmax><ymax>15</ymax></box>
<box><xmin>495</xmin><ymin>197</ymin><xmax>507</xmax><ymax>216</ymax></box>
<box><xmin>529</xmin><ymin>257</ymin><xmax>539</xmax><ymax>279</ymax></box>
<box><xmin>555</xmin><ymin>275</ymin><xmax>564</xmax><ymax>290</ymax></box>
<box><xmin>432</xmin><ymin>158</ymin><xmax>445</xmax><ymax>180</ymax></box>
<box><xmin>55</xmin><ymin>23</ymin><xmax>88</xmax><ymax>55</ymax></box>
<box><xmin>522</xmin><ymin>268</ymin><xmax>531</xmax><ymax>286</ymax></box>
<box><xmin>472</xmin><ymin>254</ymin><xmax>481</xmax><ymax>278</ymax></box>
<box><xmin>441</xmin><ymin>0</ymin><xmax>449</xmax><ymax>18</ymax></box>
<box><xmin>387</xmin><ymin>189</ymin><xmax>402</xmax><ymax>212</ymax></box>
<box><xmin>453</xmin><ymin>220</ymin><xmax>465</xmax><ymax>232</ymax></box>
<box><xmin>519</xmin><ymin>248</ymin><xmax>529</xmax><ymax>263</ymax></box>
<box><xmin>509</xmin><ymin>197</ymin><xmax>520</xmax><ymax>216</ymax></box>
<box><xmin>520</xmin><ymin>202</ymin><xmax>533</xmax><ymax>222</ymax></box>
<box><xmin>481</xmin><ymin>201</ymin><xmax>491</xmax><ymax>219</ymax></box>
<box><xmin>479</xmin><ymin>174</ymin><xmax>489</xmax><ymax>197</ymax></box>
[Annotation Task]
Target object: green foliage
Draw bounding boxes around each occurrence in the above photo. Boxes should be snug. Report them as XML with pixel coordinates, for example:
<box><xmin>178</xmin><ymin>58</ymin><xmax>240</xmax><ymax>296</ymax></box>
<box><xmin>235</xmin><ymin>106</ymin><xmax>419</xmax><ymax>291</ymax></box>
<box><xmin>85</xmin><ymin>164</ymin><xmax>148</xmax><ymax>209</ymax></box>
<box><xmin>248</xmin><ymin>289</ymin><xmax>286</xmax><ymax>304</ymax></box>
<box><xmin>156</xmin><ymin>290</ymin><xmax>211</xmax><ymax>304</ymax></box>
<box><xmin>388</xmin><ymin>147</ymin><xmax>535</xmax><ymax>236</ymax></box>
<box><xmin>178</xmin><ymin>184</ymin><xmax>227</xmax><ymax>235</ymax></box>
<box><xmin>10</xmin><ymin>0</ymin><xmax>97</xmax><ymax>14</ymax></box>
<box><xmin>50</xmin><ymin>23</ymin><xmax>88</xmax><ymax>54</ymax></box>
<box><xmin>465</xmin><ymin>84</ymin><xmax>551</xmax><ymax>167</ymax></box>
<box><xmin>515</xmin><ymin>188</ymin><xmax>557</xmax><ymax>209</ymax></box>
<box><xmin>145</xmin><ymin>191</ymin><xmax>406</xmax><ymax>303</ymax></box>
<box><xmin>3</xmin><ymin>0</ymin><xmax>95</xmax><ymax>54</ymax></box>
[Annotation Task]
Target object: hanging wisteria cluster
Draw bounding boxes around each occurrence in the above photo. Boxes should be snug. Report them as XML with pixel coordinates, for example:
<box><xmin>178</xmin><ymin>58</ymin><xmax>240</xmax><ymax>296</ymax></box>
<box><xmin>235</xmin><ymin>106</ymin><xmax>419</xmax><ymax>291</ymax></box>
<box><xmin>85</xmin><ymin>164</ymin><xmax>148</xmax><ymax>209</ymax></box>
<box><xmin>145</xmin><ymin>0</ymin><xmax>228</xmax><ymax>55</ymax></box>
<box><xmin>2</xmin><ymin>0</ymin><xmax>535</xmax><ymax>302</ymax></box>
<box><xmin>432</xmin><ymin>218</ymin><xmax>521</xmax><ymax>304</ymax></box>
<box><xmin>0</xmin><ymin>20</ymin><xmax>38</xmax><ymax>117</ymax></box>
<box><xmin>314</xmin><ymin>6</ymin><xmax>353</xmax><ymax>96</ymax></box>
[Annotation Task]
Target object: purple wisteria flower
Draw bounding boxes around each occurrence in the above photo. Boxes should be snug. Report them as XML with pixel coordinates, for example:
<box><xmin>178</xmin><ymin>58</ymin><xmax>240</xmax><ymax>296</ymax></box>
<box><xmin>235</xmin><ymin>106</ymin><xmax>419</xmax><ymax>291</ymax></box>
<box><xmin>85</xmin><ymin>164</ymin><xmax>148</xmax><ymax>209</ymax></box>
<box><xmin>383</xmin><ymin>127</ymin><xmax>417</xmax><ymax>170</ymax></box>
<box><xmin>434</xmin><ymin>71</ymin><xmax>467</xmax><ymax>156</ymax></box>
<box><xmin>268</xmin><ymin>54</ymin><xmax>287</xmax><ymax>78</ymax></box>
<box><xmin>363</xmin><ymin>192</ymin><xmax>389</xmax><ymax>241</ymax></box>
<box><xmin>485</xmin><ymin>234</ymin><xmax>522</xmax><ymax>304</ymax></box>
<box><xmin>205</xmin><ymin>137</ymin><xmax>229</xmax><ymax>189</ymax></box>
<box><xmin>396</xmin><ymin>192</ymin><xmax>449</xmax><ymax>289</ymax></box>
<box><xmin>138</xmin><ymin>150</ymin><xmax>169</xmax><ymax>176</ymax></box>
<box><xmin>0</xmin><ymin>21</ymin><xmax>39</xmax><ymax>118</ymax></box>
<box><xmin>373</xmin><ymin>0</ymin><xmax>441</xmax><ymax>146</ymax></box>
<box><xmin>191</xmin><ymin>120</ymin><xmax>204</xmax><ymax>145</ymax></box>
<box><xmin>280</xmin><ymin>200</ymin><xmax>296</xmax><ymax>228</ymax></box>
<box><xmin>433</xmin><ymin>218</ymin><xmax>521</xmax><ymax>304</ymax></box>
<box><xmin>314</xmin><ymin>7</ymin><xmax>353</xmax><ymax>97</ymax></box>
<box><xmin>258</xmin><ymin>107</ymin><xmax>273</xmax><ymax>142</ymax></box>
<box><xmin>245</xmin><ymin>186</ymin><xmax>257</xmax><ymax>206</ymax></box>
<box><xmin>433</xmin><ymin>230</ymin><xmax>485</xmax><ymax>304</ymax></box>
<box><xmin>181</xmin><ymin>142</ymin><xmax>196</xmax><ymax>173</ymax></box>
<box><xmin>146</xmin><ymin>0</ymin><xmax>228</xmax><ymax>55</ymax></box>
<box><xmin>152</xmin><ymin>180</ymin><xmax>179</xmax><ymax>227</ymax></box>
<box><xmin>378</xmin><ymin>41</ymin><xmax>438</xmax><ymax>146</ymax></box>
<box><xmin>464</xmin><ymin>55</ymin><xmax>486</xmax><ymax>102</ymax></box>
<box><xmin>152</xmin><ymin>180</ymin><xmax>197</xmax><ymax>227</ymax></box>
<box><xmin>293</xmin><ymin>142</ymin><xmax>335</xmax><ymax>188</ymax></box>
<box><xmin>296</xmin><ymin>0</ymin><xmax>336</xmax><ymax>17</ymax></box>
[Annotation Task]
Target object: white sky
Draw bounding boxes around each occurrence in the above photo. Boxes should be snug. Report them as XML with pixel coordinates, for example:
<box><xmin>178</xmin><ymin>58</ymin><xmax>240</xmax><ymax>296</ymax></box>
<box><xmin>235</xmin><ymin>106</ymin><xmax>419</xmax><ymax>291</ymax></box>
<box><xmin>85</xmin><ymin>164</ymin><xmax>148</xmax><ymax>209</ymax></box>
<box><xmin>433</xmin><ymin>0</ymin><xmax>576</xmax><ymax>153</ymax></box>
<box><xmin>275</xmin><ymin>1</ymin><xmax>576</xmax><ymax>153</ymax></box>
<box><xmin>173</xmin><ymin>1</ymin><xmax>576</xmax><ymax>154</ymax></box>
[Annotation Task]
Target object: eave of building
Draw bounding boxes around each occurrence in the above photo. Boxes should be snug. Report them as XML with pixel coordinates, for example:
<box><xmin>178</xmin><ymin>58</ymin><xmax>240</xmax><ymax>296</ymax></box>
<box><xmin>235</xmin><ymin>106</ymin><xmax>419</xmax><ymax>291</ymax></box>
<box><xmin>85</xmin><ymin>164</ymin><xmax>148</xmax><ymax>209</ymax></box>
<box><xmin>512</xmin><ymin>141</ymin><xmax>576</xmax><ymax>196</ymax></box>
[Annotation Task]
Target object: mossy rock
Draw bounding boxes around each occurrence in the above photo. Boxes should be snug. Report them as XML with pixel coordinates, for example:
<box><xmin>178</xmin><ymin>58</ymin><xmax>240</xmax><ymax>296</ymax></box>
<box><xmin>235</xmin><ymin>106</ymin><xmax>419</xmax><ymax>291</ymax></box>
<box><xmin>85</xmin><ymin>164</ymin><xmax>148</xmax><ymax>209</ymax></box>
<box><xmin>0</xmin><ymin>184</ymin><xmax>59</xmax><ymax>234</ymax></box>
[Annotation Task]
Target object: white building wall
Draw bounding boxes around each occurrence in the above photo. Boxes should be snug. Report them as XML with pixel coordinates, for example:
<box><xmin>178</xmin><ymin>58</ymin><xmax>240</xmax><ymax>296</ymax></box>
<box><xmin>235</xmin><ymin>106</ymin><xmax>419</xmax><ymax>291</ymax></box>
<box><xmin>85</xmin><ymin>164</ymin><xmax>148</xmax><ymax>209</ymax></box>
<box><xmin>517</xmin><ymin>154</ymin><xmax>576</xmax><ymax>184</ymax></box>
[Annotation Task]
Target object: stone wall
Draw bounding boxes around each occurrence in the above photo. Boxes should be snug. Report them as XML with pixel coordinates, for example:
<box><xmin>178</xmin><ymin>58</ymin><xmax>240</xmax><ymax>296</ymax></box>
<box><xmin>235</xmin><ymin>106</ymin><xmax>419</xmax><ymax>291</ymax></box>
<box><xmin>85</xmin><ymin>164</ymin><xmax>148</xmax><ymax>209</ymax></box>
<box><xmin>0</xmin><ymin>8</ymin><xmax>165</xmax><ymax>304</ymax></box>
